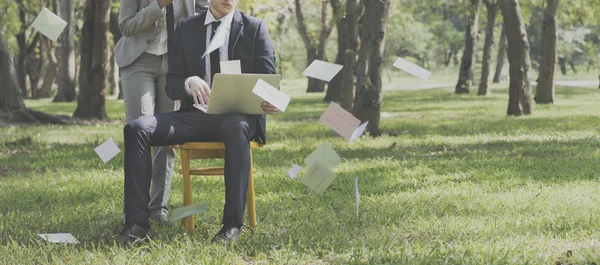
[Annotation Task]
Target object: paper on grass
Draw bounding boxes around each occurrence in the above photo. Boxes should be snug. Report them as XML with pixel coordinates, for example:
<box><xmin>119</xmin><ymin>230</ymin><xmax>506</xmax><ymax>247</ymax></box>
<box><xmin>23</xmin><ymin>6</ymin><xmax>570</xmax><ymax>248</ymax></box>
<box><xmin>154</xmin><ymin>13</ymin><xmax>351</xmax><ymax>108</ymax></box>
<box><xmin>320</xmin><ymin>102</ymin><xmax>368</xmax><ymax>141</ymax></box>
<box><xmin>301</xmin><ymin>162</ymin><xmax>336</xmax><ymax>195</ymax></box>
<box><xmin>170</xmin><ymin>202</ymin><xmax>207</xmax><ymax>222</ymax></box>
<box><xmin>393</xmin><ymin>57</ymin><xmax>431</xmax><ymax>80</ymax></box>
<box><xmin>94</xmin><ymin>138</ymin><xmax>120</xmax><ymax>163</ymax></box>
<box><xmin>304</xmin><ymin>141</ymin><xmax>342</xmax><ymax>170</ymax></box>
<box><xmin>220</xmin><ymin>60</ymin><xmax>242</xmax><ymax>74</ymax></box>
<box><xmin>286</xmin><ymin>164</ymin><xmax>302</xmax><ymax>179</ymax></box>
<box><xmin>203</xmin><ymin>17</ymin><xmax>231</xmax><ymax>58</ymax></box>
<box><xmin>38</xmin><ymin>233</ymin><xmax>78</xmax><ymax>244</ymax></box>
<box><xmin>252</xmin><ymin>79</ymin><xmax>291</xmax><ymax>112</ymax></box>
<box><xmin>355</xmin><ymin>177</ymin><xmax>360</xmax><ymax>217</ymax></box>
<box><xmin>302</xmin><ymin>60</ymin><xmax>343</xmax><ymax>82</ymax></box>
<box><xmin>32</xmin><ymin>8</ymin><xmax>68</xmax><ymax>42</ymax></box>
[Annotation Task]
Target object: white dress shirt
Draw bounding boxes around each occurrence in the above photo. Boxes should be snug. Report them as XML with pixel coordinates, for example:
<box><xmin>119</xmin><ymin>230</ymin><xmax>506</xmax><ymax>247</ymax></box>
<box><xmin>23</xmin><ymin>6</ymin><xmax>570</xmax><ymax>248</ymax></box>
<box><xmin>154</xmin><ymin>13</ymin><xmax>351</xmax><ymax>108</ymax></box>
<box><xmin>146</xmin><ymin>0</ymin><xmax>185</xmax><ymax>56</ymax></box>
<box><xmin>204</xmin><ymin>9</ymin><xmax>235</xmax><ymax>80</ymax></box>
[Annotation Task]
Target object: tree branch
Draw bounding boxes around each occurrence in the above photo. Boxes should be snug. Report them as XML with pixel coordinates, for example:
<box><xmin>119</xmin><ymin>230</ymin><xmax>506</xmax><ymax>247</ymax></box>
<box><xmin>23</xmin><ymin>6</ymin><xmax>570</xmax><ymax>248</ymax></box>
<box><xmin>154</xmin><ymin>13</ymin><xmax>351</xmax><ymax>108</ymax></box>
<box><xmin>294</xmin><ymin>0</ymin><xmax>314</xmax><ymax>49</ymax></box>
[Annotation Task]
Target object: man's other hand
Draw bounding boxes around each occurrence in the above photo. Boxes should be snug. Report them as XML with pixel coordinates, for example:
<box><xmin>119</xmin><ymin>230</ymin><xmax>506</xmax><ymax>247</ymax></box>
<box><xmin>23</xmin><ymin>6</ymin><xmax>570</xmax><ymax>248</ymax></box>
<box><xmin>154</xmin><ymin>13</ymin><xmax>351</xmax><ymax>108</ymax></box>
<box><xmin>262</xmin><ymin>102</ymin><xmax>280</xmax><ymax>115</ymax></box>
<box><xmin>185</xmin><ymin>76</ymin><xmax>211</xmax><ymax>105</ymax></box>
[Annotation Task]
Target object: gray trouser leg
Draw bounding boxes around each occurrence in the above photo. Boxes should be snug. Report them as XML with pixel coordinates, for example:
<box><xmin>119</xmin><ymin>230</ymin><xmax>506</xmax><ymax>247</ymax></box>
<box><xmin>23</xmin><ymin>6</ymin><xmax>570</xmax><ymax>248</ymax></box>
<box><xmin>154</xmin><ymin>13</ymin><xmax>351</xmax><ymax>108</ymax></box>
<box><xmin>123</xmin><ymin>110</ymin><xmax>256</xmax><ymax>227</ymax></box>
<box><xmin>121</xmin><ymin>53</ymin><xmax>175</xmax><ymax>218</ymax></box>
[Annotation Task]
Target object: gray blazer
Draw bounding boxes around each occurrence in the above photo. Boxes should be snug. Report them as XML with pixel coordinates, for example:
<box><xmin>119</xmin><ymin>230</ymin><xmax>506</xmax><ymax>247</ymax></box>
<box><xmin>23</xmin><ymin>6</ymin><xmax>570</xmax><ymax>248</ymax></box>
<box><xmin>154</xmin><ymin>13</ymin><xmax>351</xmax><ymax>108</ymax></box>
<box><xmin>114</xmin><ymin>0</ymin><xmax>208</xmax><ymax>68</ymax></box>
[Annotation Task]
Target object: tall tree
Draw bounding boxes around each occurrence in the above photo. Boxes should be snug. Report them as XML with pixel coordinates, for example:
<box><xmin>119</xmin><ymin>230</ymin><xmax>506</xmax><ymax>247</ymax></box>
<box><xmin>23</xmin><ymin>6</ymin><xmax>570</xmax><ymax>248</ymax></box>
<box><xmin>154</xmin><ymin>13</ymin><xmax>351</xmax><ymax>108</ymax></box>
<box><xmin>38</xmin><ymin>36</ymin><xmax>58</xmax><ymax>98</ymax></box>
<box><xmin>477</xmin><ymin>0</ymin><xmax>499</xmax><ymax>96</ymax></box>
<box><xmin>493</xmin><ymin>27</ymin><xmax>506</xmax><ymax>83</ymax></box>
<box><xmin>455</xmin><ymin>0</ymin><xmax>482</xmax><ymax>94</ymax></box>
<box><xmin>0</xmin><ymin>30</ymin><xmax>68</xmax><ymax>124</ymax></box>
<box><xmin>353</xmin><ymin>0</ymin><xmax>390</xmax><ymax>137</ymax></box>
<box><xmin>324</xmin><ymin>0</ymin><xmax>345</xmax><ymax>102</ymax></box>
<box><xmin>534</xmin><ymin>0</ymin><xmax>560</xmax><ymax>104</ymax></box>
<box><xmin>500</xmin><ymin>0</ymin><xmax>533</xmax><ymax>116</ymax></box>
<box><xmin>294</xmin><ymin>0</ymin><xmax>334</xmax><ymax>93</ymax></box>
<box><xmin>341</xmin><ymin>0</ymin><xmax>361</xmax><ymax>111</ymax></box>
<box><xmin>54</xmin><ymin>0</ymin><xmax>77</xmax><ymax>102</ymax></box>
<box><xmin>15</xmin><ymin>0</ymin><xmax>29</xmax><ymax>98</ymax></box>
<box><xmin>73</xmin><ymin>0</ymin><xmax>111</xmax><ymax>119</ymax></box>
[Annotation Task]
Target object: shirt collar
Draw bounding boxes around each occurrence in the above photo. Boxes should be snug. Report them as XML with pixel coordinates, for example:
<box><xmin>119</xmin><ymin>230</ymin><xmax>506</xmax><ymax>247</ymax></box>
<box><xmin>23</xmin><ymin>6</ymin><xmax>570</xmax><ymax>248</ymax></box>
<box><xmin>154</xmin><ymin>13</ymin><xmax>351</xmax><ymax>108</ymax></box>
<box><xmin>204</xmin><ymin>9</ymin><xmax>235</xmax><ymax>26</ymax></box>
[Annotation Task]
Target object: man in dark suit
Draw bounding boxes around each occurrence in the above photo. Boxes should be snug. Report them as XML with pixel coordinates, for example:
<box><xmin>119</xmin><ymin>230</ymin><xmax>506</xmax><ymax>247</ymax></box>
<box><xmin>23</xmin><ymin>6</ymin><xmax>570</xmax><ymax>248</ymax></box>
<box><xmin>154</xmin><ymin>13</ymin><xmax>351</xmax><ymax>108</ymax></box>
<box><xmin>118</xmin><ymin>0</ymin><xmax>279</xmax><ymax>244</ymax></box>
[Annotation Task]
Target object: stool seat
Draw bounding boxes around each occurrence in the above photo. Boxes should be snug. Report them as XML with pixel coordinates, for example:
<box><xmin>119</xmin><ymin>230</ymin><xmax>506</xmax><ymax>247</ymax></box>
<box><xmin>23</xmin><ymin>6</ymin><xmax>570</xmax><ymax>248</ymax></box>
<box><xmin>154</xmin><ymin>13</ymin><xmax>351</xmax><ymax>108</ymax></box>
<box><xmin>172</xmin><ymin>141</ymin><xmax>263</xmax><ymax>233</ymax></box>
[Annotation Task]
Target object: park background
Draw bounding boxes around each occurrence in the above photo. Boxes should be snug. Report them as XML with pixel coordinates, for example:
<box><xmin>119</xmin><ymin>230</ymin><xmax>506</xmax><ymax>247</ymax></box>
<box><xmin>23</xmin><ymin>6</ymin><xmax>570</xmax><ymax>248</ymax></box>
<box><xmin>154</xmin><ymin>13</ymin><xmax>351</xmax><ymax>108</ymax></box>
<box><xmin>1</xmin><ymin>0</ymin><xmax>600</xmax><ymax>264</ymax></box>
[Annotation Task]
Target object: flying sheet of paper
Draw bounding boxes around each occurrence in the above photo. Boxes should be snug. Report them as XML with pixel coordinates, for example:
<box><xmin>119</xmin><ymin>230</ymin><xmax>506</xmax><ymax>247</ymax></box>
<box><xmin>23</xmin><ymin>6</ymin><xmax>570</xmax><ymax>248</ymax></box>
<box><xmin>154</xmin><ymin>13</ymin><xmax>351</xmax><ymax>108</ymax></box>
<box><xmin>203</xmin><ymin>17</ymin><xmax>231</xmax><ymax>58</ymax></box>
<box><xmin>94</xmin><ymin>138</ymin><xmax>120</xmax><ymax>163</ymax></box>
<box><xmin>350</xmin><ymin>121</ymin><xmax>369</xmax><ymax>143</ymax></box>
<box><xmin>220</xmin><ymin>60</ymin><xmax>242</xmax><ymax>74</ymax></box>
<box><xmin>38</xmin><ymin>233</ymin><xmax>78</xmax><ymax>244</ymax></box>
<box><xmin>304</xmin><ymin>141</ymin><xmax>342</xmax><ymax>170</ymax></box>
<box><xmin>286</xmin><ymin>164</ymin><xmax>302</xmax><ymax>179</ymax></box>
<box><xmin>302</xmin><ymin>60</ymin><xmax>344</xmax><ymax>82</ymax></box>
<box><xmin>170</xmin><ymin>202</ymin><xmax>207</xmax><ymax>222</ymax></box>
<box><xmin>301</xmin><ymin>162</ymin><xmax>336</xmax><ymax>195</ymax></box>
<box><xmin>252</xmin><ymin>79</ymin><xmax>291</xmax><ymax>112</ymax></box>
<box><xmin>393</xmin><ymin>57</ymin><xmax>431</xmax><ymax>80</ymax></box>
<box><xmin>32</xmin><ymin>8</ymin><xmax>68</xmax><ymax>42</ymax></box>
<box><xmin>355</xmin><ymin>177</ymin><xmax>360</xmax><ymax>217</ymax></box>
<box><xmin>320</xmin><ymin>102</ymin><xmax>363</xmax><ymax>140</ymax></box>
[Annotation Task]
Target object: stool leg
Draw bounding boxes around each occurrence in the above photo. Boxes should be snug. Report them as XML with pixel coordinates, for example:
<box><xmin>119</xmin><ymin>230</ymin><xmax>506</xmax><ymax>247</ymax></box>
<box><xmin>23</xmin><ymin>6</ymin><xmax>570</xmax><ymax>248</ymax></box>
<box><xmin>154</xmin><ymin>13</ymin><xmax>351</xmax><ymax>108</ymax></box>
<box><xmin>181</xmin><ymin>150</ymin><xmax>194</xmax><ymax>233</ymax></box>
<box><xmin>247</xmin><ymin>149</ymin><xmax>256</xmax><ymax>228</ymax></box>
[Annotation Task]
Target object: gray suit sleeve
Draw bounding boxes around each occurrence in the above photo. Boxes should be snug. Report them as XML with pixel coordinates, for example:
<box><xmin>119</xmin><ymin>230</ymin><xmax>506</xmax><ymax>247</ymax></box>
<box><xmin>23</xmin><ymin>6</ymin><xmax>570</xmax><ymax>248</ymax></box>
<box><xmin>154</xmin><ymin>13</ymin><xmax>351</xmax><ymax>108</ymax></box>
<box><xmin>119</xmin><ymin>0</ymin><xmax>165</xmax><ymax>37</ymax></box>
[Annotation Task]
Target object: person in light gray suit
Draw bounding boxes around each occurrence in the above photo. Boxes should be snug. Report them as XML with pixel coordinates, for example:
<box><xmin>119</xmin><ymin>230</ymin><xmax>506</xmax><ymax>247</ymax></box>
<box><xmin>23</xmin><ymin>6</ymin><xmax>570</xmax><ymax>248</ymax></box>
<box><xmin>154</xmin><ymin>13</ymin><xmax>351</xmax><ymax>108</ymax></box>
<box><xmin>114</xmin><ymin>0</ymin><xmax>208</xmax><ymax>223</ymax></box>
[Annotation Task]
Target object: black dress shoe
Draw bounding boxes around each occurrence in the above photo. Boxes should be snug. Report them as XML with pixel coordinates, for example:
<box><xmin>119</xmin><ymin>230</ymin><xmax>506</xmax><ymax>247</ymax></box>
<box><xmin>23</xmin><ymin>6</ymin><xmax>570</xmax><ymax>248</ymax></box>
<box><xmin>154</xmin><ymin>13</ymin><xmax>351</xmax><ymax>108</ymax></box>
<box><xmin>211</xmin><ymin>225</ymin><xmax>241</xmax><ymax>244</ymax></box>
<box><xmin>116</xmin><ymin>223</ymin><xmax>152</xmax><ymax>244</ymax></box>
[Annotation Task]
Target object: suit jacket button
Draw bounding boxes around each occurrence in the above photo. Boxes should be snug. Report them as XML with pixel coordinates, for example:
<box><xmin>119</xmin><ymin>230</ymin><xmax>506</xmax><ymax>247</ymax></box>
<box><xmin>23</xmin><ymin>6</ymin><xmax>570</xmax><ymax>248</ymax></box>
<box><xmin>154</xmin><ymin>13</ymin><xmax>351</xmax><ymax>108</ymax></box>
<box><xmin>147</xmin><ymin>39</ymin><xmax>151</xmax><ymax>44</ymax></box>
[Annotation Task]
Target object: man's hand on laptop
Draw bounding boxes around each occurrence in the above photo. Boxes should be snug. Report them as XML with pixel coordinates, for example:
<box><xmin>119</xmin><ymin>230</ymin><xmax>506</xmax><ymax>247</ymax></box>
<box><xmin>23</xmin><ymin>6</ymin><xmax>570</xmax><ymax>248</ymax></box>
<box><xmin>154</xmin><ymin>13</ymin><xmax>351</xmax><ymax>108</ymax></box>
<box><xmin>185</xmin><ymin>76</ymin><xmax>211</xmax><ymax>105</ymax></box>
<box><xmin>262</xmin><ymin>102</ymin><xmax>280</xmax><ymax>115</ymax></box>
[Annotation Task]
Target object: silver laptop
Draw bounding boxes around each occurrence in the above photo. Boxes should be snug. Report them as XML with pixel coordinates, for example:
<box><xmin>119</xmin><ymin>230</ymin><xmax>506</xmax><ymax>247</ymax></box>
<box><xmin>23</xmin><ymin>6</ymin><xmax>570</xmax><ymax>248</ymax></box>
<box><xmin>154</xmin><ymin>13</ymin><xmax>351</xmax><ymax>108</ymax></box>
<box><xmin>206</xmin><ymin>73</ymin><xmax>282</xmax><ymax>115</ymax></box>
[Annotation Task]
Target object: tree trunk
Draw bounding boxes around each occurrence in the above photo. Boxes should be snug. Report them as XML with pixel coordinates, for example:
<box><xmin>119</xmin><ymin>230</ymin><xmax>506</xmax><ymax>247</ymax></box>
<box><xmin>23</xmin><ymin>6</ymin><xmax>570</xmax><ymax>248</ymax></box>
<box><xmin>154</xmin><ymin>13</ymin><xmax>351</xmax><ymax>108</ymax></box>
<box><xmin>54</xmin><ymin>0</ymin><xmax>77</xmax><ymax>102</ymax></box>
<box><xmin>73</xmin><ymin>0</ymin><xmax>111</xmax><ymax>120</ymax></box>
<box><xmin>324</xmin><ymin>0</ymin><xmax>345</xmax><ymax>102</ymax></box>
<box><xmin>15</xmin><ymin>3</ymin><xmax>29</xmax><ymax>98</ymax></box>
<box><xmin>478</xmin><ymin>0</ymin><xmax>498</xmax><ymax>96</ymax></box>
<box><xmin>27</xmin><ymin>33</ymin><xmax>43</xmax><ymax>99</ymax></box>
<box><xmin>501</xmin><ymin>0</ymin><xmax>533</xmax><ymax>116</ymax></box>
<box><xmin>353</xmin><ymin>0</ymin><xmax>390</xmax><ymax>137</ymax></box>
<box><xmin>341</xmin><ymin>0</ymin><xmax>360</xmax><ymax>111</ymax></box>
<box><xmin>455</xmin><ymin>0</ymin><xmax>482</xmax><ymax>94</ymax></box>
<box><xmin>294</xmin><ymin>0</ymin><xmax>332</xmax><ymax>93</ymax></box>
<box><xmin>534</xmin><ymin>0</ymin><xmax>560</xmax><ymax>104</ymax></box>
<box><xmin>0</xmin><ymin>31</ymin><xmax>69</xmax><ymax>124</ymax></box>
<box><xmin>38</xmin><ymin>37</ymin><xmax>58</xmax><ymax>98</ymax></box>
<box><xmin>558</xmin><ymin>56</ymin><xmax>567</xmax><ymax>75</ymax></box>
<box><xmin>493</xmin><ymin>27</ymin><xmax>506</xmax><ymax>83</ymax></box>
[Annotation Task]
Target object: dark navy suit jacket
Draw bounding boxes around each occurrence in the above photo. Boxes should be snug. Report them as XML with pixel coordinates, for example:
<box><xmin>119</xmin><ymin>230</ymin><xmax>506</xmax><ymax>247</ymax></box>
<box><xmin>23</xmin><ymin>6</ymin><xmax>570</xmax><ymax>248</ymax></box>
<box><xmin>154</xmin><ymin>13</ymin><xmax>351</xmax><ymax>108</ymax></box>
<box><xmin>165</xmin><ymin>10</ymin><xmax>276</xmax><ymax>143</ymax></box>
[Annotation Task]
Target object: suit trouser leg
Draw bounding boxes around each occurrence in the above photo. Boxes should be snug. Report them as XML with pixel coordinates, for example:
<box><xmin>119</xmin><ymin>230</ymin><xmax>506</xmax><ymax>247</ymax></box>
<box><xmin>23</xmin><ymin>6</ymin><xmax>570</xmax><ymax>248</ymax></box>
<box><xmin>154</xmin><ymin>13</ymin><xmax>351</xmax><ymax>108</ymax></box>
<box><xmin>121</xmin><ymin>53</ymin><xmax>176</xmax><ymax>218</ymax></box>
<box><xmin>123</xmin><ymin>110</ymin><xmax>256</xmax><ymax>227</ymax></box>
<box><xmin>216</xmin><ymin>115</ymin><xmax>257</xmax><ymax>227</ymax></box>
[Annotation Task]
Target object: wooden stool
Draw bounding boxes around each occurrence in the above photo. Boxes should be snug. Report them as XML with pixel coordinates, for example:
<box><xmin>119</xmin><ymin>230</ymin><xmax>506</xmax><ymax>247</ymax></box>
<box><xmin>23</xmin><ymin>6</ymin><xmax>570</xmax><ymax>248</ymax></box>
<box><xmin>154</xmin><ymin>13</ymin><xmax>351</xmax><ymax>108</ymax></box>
<box><xmin>172</xmin><ymin>141</ymin><xmax>263</xmax><ymax>233</ymax></box>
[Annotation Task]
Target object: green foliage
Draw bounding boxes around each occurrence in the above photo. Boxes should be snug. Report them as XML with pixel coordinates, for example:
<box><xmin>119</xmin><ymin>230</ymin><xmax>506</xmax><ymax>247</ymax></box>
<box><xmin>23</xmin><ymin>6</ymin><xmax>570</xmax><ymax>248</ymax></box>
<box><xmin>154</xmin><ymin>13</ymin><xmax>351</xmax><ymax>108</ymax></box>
<box><xmin>2</xmin><ymin>77</ymin><xmax>600</xmax><ymax>263</ymax></box>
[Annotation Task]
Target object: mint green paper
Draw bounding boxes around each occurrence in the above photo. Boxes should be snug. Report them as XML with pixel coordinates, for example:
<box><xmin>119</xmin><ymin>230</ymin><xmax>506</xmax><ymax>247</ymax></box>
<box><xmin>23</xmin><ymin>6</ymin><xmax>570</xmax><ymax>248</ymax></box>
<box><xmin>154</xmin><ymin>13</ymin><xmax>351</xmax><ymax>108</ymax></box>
<box><xmin>170</xmin><ymin>202</ymin><xmax>207</xmax><ymax>223</ymax></box>
<box><xmin>303</xmin><ymin>141</ymin><xmax>342</xmax><ymax>170</ymax></box>
<box><xmin>301</xmin><ymin>162</ymin><xmax>336</xmax><ymax>195</ymax></box>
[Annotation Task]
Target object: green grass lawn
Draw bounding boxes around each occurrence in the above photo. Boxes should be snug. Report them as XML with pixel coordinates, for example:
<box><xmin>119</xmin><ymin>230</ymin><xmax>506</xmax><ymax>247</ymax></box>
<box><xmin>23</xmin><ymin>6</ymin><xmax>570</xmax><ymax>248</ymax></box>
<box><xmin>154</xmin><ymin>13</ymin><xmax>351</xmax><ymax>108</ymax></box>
<box><xmin>2</xmin><ymin>80</ymin><xmax>600</xmax><ymax>264</ymax></box>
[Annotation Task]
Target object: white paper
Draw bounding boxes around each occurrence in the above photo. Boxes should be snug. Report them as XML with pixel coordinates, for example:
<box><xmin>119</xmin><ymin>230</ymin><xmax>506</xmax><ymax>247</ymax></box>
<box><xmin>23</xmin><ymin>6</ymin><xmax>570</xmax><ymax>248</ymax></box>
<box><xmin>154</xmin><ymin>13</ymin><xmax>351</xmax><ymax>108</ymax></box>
<box><xmin>38</xmin><ymin>233</ymin><xmax>78</xmax><ymax>244</ymax></box>
<box><xmin>302</xmin><ymin>60</ymin><xmax>344</xmax><ymax>82</ymax></box>
<box><xmin>355</xmin><ymin>177</ymin><xmax>360</xmax><ymax>217</ymax></box>
<box><xmin>94</xmin><ymin>138</ymin><xmax>120</xmax><ymax>163</ymax></box>
<box><xmin>32</xmin><ymin>8</ymin><xmax>68</xmax><ymax>42</ymax></box>
<box><xmin>304</xmin><ymin>141</ymin><xmax>342</xmax><ymax>170</ymax></box>
<box><xmin>193</xmin><ymin>104</ymin><xmax>208</xmax><ymax>113</ymax></box>
<box><xmin>286</xmin><ymin>164</ymin><xmax>302</xmax><ymax>179</ymax></box>
<box><xmin>301</xmin><ymin>162</ymin><xmax>336</xmax><ymax>195</ymax></box>
<box><xmin>252</xmin><ymin>79</ymin><xmax>291</xmax><ymax>112</ymax></box>
<box><xmin>220</xmin><ymin>60</ymin><xmax>242</xmax><ymax>74</ymax></box>
<box><xmin>203</xmin><ymin>17</ymin><xmax>231</xmax><ymax>58</ymax></box>
<box><xmin>320</xmin><ymin>102</ymin><xmax>361</xmax><ymax>140</ymax></box>
<box><xmin>350</xmin><ymin>121</ymin><xmax>369</xmax><ymax>143</ymax></box>
<box><xmin>170</xmin><ymin>202</ymin><xmax>207</xmax><ymax>222</ymax></box>
<box><xmin>393</xmin><ymin>57</ymin><xmax>431</xmax><ymax>80</ymax></box>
